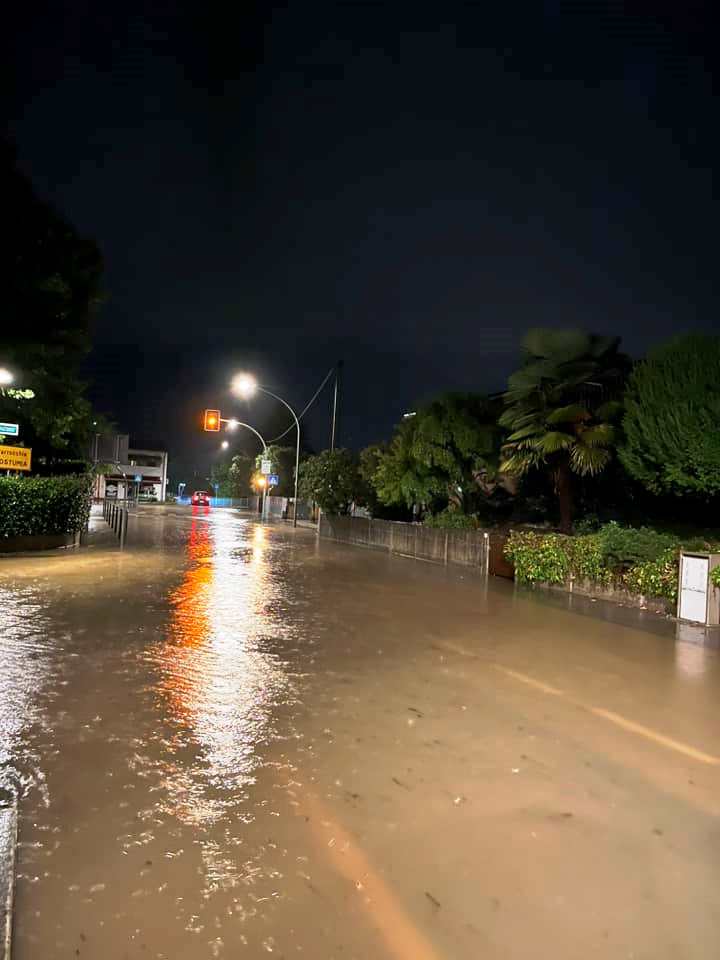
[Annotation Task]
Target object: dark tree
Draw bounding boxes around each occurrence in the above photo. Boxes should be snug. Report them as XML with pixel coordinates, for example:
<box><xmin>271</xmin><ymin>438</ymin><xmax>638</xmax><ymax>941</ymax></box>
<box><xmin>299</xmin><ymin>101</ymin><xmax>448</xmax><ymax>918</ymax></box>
<box><xmin>500</xmin><ymin>329</ymin><xmax>629</xmax><ymax>532</ymax></box>
<box><xmin>619</xmin><ymin>334</ymin><xmax>720</xmax><ymax>498</ymax></box>
<box><xmin>0</xmin><ymin>140</ymin><xmax>104</xmax><ymax>458</ymax></box>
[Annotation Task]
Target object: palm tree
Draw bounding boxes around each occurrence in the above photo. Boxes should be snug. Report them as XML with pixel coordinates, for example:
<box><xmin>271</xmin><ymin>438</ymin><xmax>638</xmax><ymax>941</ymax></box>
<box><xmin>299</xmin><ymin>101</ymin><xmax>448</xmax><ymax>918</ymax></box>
<box><xmin>499</xmin><ymin>329</ymin><xmax>628</xmax><ymax>532</ymax></box>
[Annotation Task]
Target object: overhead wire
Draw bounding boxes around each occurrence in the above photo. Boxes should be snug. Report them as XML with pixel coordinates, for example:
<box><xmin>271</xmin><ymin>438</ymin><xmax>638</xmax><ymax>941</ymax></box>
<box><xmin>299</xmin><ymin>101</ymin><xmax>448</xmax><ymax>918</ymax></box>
<box><xmin>266</xmin><ymin>366</ymin><xmax>336</xmax><ymax>444</ymax></box>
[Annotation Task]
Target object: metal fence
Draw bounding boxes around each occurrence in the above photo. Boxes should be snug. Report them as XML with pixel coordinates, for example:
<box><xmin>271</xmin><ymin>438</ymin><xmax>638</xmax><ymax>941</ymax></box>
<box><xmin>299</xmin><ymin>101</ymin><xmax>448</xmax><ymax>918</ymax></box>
<box><xmin>318</xmin><ymin>515</ymin><xmax>491</xmax><ymax>571</ymax></box>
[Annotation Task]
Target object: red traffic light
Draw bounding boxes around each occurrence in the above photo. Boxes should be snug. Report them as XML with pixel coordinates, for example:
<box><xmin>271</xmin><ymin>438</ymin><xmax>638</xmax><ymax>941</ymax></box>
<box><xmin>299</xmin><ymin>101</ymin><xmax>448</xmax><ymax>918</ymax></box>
<box><xmin>204</xmin><ymin>409</ymin><xmax>221</xmax><ymax>432</ymax></box>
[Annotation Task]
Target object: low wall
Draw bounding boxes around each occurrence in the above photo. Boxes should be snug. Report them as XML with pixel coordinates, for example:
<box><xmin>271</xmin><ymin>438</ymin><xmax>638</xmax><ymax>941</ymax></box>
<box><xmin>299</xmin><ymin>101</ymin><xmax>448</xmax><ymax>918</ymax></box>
<box><xmin>0</xmin><ymin>531</ymin><xmax>81</xmax><ymax>554</ymax></box>
<box><xmin>318</xmin><ymin>515</ymin><xmax>492</xmax><ymax>570</ymax></box>
<box><xmin>535</xmin><ymin>577</ymin><xmax>672</xmax><ymax>616</ymax></box>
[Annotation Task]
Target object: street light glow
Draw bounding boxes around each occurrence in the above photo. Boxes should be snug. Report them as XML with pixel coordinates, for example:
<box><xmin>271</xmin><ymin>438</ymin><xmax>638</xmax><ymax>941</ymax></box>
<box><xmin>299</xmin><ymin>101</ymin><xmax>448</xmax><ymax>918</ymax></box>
<box><xmin>227</xmin><ymin>418</ymin><xmax>239</xmax><ymax>431</ymax></box>
<box><xmin>221</xmin><ymin>440</ymin><xmax>229</xmax><ymax>449</ymax></box>
<box><xmin>0</xmin><ymin>367</ymin><xmax>15</xmax><ymax>386</ymax></box>
<box><xmin>231</xmin><ymin>373</ymin><xmax>257</xmax><ymax>398</ymax></box>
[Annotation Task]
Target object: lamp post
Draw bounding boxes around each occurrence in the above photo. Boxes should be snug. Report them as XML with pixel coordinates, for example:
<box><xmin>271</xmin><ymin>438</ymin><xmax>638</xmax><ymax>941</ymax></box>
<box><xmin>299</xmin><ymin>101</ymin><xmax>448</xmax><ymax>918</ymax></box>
<box><xmin>231</xmin><ymin>374</ymin><xmax>301</xmax><ymax>528</ymax></box>
<box><xmin>222</xmin><ymin>417</ymin><xmax>270</xmax><ymax>520</ymax></box>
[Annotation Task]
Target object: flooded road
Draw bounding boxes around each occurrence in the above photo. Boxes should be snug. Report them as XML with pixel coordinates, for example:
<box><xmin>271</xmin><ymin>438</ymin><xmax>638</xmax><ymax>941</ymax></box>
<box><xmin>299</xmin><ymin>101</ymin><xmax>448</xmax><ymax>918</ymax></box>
<box><xmin>2</xmin><ymin>505</ymin><xmax>720</xmax><ymax>959</ymax></box>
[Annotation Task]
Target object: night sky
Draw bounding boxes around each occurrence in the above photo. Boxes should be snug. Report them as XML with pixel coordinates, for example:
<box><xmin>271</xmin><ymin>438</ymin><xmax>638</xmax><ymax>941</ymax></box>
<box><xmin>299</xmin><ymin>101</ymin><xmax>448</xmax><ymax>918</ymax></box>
<box><xmin>7</xmin><ymin>2</ymin><xmax>716</xmax><ymax>482</ymax></box>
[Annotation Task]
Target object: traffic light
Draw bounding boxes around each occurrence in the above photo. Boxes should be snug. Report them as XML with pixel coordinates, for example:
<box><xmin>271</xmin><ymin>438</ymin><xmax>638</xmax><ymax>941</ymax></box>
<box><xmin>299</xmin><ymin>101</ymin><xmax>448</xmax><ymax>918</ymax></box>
<box><xmin>204</xmin><ymin>409</ymin><xmax>221</xmax><ymax>432</ymax></box>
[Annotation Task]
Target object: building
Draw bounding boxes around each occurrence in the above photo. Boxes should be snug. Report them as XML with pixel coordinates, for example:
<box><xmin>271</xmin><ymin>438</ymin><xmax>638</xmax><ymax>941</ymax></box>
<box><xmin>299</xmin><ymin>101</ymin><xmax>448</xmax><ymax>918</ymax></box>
<box><xmin>92</xmin><ymin>435</ymin><xmax>169</xmax><ymax>502</ymax></box>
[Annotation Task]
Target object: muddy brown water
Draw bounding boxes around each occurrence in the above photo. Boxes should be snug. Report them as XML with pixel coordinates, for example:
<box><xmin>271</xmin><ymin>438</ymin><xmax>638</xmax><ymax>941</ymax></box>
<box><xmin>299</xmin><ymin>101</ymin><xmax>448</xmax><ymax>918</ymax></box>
<box><xmin>2</xmin><ymin>506</ymin><xmax>720</xmax><ymax>959</ymax></box>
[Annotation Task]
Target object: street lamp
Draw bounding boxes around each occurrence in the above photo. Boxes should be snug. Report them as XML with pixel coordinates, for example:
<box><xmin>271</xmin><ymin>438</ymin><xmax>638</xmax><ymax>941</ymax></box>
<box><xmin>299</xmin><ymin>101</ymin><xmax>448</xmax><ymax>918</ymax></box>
<box><xmin>221</xmin><ymin>440</ymin><xmax>229</xmax><ymax>450</ymax></box>
<box><xmin>0</xmin><ymin>367</ymin><xmax>15</xmax><ymax>386</ymax></box>
<box><xmin>231</xmin><ymin>372</ymin><xmax>301</xmax><ymax>528</ymax></box>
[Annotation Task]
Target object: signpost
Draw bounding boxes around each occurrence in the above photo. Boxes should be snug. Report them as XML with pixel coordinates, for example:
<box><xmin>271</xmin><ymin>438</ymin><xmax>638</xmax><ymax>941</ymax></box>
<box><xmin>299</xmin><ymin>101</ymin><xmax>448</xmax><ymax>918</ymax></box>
<box><xmin>0</xmin><ymin>423</ymin><xmax>20</xmax><ymax>438</ymax></box>
<box><xmin>261</xmin><ymin>459</ymin><xmax>272</xmax><ymax>475</ymax></box>
<box><xmin>0</xmin><ymin>446</ymin><xmax>31</xmax><ymax>472</ymax></box>
<box><xmin>268</xmin><ymin>474</ymin><xmax>279</xmax><ymax>488</ymax></box>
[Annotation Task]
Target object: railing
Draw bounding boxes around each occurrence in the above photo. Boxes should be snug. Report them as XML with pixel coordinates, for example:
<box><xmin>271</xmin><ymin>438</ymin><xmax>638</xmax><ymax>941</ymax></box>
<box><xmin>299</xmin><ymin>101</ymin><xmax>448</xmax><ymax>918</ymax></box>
<box><xmin>102</xmin><ymin>499</ymin><xmax>128</xmax><ymax>548</ymax></box>
<box><xmin>318</xmin><ymin>515</ymin><xmax>492</xmax><ymax>571</ymax></box>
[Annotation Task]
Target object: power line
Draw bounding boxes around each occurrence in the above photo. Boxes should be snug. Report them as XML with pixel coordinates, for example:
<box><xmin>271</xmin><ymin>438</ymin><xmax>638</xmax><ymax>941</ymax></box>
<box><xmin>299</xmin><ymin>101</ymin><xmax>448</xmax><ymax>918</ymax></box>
<box><xmin>267</xmin><ymin>366</ymin><xmax>336</xmax><ymax>444</ymax></box>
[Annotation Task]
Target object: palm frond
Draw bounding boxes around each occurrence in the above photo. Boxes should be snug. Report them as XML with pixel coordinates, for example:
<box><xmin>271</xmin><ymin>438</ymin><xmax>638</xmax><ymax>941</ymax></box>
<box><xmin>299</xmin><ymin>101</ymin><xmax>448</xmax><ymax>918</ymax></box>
<box><xmin>578</xmin><ymin>423</ymin><xmax>614</xmax><ymax>447</ymax></box>
<box><xmin>536</xmin><ymin>431</ymin><xmax>573</xmax><ymax>454</ymax></box>
<box><xmin>506</xmin><ymin>423</ymin><xmax>543</xmax><ymax>441</ymax></box>
<box><xmin>570</xmin><ymin>444</ymin><xmax>611</xmax><ymax>476</ymax></box>
<box><xmin>545</xmin><ymin>403</ymin><xmax>590</xmax><ymax>424</ymax></box>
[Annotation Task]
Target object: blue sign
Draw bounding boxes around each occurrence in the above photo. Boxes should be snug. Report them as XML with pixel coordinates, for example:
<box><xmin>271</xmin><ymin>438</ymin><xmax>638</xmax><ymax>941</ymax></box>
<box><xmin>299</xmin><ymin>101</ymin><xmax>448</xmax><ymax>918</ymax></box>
<box><xmin>134</xmin><ymin>474</ymin><xmax>143</xmax><ymax>483</ymax></box>
<box><xmin>268</xmin><ymin>474</ymin><xmax>279</xmax><ymax>487</ymax></box>
<box><xmin>0</xmin><ymin>422</ymin><xmax>20</xmax><ymax>437</ymax></box>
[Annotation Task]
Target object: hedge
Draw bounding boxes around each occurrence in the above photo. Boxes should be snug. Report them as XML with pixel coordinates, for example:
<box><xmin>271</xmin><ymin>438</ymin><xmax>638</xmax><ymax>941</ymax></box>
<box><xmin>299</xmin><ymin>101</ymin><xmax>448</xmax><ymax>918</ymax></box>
<box><xmin>504</xmin><ymin>523</ymin><xmax>720</xmax><ymax>604</ymax></box>
<box><xmin>0</xmin><ymin>475</ymin><xmax>92</xmax><ymax>538</ymax></box>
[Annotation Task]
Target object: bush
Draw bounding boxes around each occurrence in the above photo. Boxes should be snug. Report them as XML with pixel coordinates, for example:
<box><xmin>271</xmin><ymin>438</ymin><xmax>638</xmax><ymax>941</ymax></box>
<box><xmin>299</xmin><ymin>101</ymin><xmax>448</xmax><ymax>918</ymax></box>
<box><xmin>424</xmin><ymin>509</ymin><xmax>479</xmax><ymax>530</ymax></box>
<box><xmin>570</xmin><ymin>534</ymin><xmax>613</xmax><ymax>585</ymax></box>
<box><xmin>596</xmin><ymin>521</ymin><xmax>678</xmax><ymax>570</ymax></box>
<box><xmin>0</xmin><ymin>475</ymin><xmax>92</xmax><ymax>538</ymax></box>
<box><xmin>622</xmin><ymin>549</ymin><xmax>679</xmax><ymax>603</ymax></box>
<box><xmin>504</xmin><ymin>530</ymin><xmax>572</xmax><ymax>584</ymax></box>
<box><xmin>504</xmin><ymin>523</ymin><xmax>688</xmax><ymax>602</ymax></box>
<box><xmin>711</xmin><ymin>566</ymin><xmax>720</xmax><ymax>590</ymax></box>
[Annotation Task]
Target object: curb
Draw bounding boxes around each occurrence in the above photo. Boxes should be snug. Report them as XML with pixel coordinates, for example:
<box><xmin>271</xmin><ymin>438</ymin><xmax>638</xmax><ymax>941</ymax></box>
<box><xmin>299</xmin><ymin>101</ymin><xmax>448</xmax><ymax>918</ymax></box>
<box><xmin>0</xmin><ymin>802</ymin><xmax>17</xmax><ymax>960</ymax></box>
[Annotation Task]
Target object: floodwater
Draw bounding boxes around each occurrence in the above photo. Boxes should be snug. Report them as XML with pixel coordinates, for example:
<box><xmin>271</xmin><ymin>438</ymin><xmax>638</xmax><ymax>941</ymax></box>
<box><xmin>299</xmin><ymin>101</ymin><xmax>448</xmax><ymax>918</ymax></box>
<box><xmin>2</xmin><ymin>505</ymin><xmax>720</xmax><ymax>959</ymax></box>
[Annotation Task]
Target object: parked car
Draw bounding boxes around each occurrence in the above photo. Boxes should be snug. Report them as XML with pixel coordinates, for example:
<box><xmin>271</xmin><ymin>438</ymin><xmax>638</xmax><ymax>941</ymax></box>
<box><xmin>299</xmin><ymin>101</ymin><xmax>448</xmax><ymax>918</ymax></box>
<box><xmin>191</xmin><ymin>490</ymin><xmax>210</xmax><ymax>506</ymax></box>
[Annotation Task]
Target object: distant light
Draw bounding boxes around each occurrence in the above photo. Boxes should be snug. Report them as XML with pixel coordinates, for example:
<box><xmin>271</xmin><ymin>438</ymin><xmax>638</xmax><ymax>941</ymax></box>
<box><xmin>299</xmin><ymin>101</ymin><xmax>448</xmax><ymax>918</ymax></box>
<box><xmin>227</xmin><ymin>418</ymin><xmax>239</xmax><ymax>431</ymax></box>
<box><xmin>256</xmin><ymin>476</ymin><xmax>267</xmax><ymax>488</ymax></box>
<box><xmin>221</xmin><ymin>440</ymin><xmax>229</xmax><ymax>449</ymax></box>
<box><xmin>232</xmin><ymin>373</ymin><xmax>257</xmax><ymax>398</ymax></box>
<box><xmin>402</xmin><ymin>411</ymin><xmax>417</xmax><ymax>419</ymax></box>
<box><xmin>0</xmin><ymin>368</ymin><xmax>15</xmax><ymax>386</ymax></box>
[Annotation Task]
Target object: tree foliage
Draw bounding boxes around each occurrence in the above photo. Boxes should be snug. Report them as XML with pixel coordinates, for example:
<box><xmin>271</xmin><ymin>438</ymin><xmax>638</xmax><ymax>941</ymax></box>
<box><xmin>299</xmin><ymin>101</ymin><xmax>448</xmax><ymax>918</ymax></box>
<box><xmin>500</xmin><ymin>328</ymin><xmax>629</xmax><ymax>531</ymax></box>
<box><xmin>368</xmin><ymin>394</ymin><xmax>503</xmax><ymax>515</ymax></box>
<box><xmin>619</xmin><ymin>334</ymin><xmax>720</xmax><ymax>497</ymax></box>
<box><xmin>299</xmin><ymin>448</ymin><xmax>364</xmax><ymax>515</ymax></box>
<box><xmin>0</xmin><ymin>141</ymin><xmax>104</xmax><ymax>457</ymax></box>
<box><xmin>254</xmin><ymin>445</ymin><xmax>297</xmax><ymax>497</ymax></box>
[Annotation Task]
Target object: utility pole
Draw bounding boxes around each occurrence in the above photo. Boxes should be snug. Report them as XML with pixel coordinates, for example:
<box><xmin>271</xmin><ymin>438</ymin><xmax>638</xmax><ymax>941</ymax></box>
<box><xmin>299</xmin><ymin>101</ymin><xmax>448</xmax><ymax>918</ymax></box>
<box><xmin>330</xmin><ymin>359</ymin><xmax>342</xmax><ymax>451</ymax></box>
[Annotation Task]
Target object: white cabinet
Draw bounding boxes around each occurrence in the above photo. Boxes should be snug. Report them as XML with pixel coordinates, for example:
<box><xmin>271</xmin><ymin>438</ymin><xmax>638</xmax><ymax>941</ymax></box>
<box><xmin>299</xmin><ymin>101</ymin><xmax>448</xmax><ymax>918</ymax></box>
<box><xmin>678</xmin><ymin>553</ymin><xmax>719</xmax><ymax>625</ymax></box>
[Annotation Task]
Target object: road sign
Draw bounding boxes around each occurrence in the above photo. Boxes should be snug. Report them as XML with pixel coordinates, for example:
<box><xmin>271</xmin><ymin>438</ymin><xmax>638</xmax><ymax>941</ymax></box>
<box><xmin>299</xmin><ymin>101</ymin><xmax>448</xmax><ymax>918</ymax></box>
<box><xmin>268</xmin><ymin>474</ymin><xmax>279</xmax><ymax>487</ymax></box>
<box><xmin>261</xmin><ymin>459</ymin><xmax>272</xmax><ymax>475</ymax></box>
<box><xmin>0</xmin><ymin>422</ymin><xmax>19</xmax><ymax>437</ymax></box>
<box><xmin>134</xmin><ymin>474</ymin><xmax>143</xmax><ymax>483</ymax></box>
<box><xmin>0</xmin><ymin>445</ymin><xmax>32</xmax><ymax>471</ymax></box>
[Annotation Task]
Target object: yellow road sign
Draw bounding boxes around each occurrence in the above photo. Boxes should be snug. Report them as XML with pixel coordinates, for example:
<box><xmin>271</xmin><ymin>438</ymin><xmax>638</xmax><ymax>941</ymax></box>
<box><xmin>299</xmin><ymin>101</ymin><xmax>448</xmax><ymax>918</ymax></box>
<box><xmin>0</xmin><ymin>445</ymin><xmax>32</xmax><ymax>471</ymax></box>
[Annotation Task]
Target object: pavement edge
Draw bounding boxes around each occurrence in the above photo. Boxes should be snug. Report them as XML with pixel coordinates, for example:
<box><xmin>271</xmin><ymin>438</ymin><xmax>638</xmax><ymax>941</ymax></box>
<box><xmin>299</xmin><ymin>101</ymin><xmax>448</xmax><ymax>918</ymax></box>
<box><xmin>0</xmin><ymin>801</ymin><xmax>17</xmax><ymax>960</ymax></box>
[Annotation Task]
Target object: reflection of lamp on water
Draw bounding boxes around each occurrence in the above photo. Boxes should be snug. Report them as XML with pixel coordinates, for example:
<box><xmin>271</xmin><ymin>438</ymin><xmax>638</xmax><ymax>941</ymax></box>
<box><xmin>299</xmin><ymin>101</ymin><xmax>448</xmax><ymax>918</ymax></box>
<box><xmin>154</xmin><ymin>516</ymin><xmax>289</xmax><ymax>832</ymax></box>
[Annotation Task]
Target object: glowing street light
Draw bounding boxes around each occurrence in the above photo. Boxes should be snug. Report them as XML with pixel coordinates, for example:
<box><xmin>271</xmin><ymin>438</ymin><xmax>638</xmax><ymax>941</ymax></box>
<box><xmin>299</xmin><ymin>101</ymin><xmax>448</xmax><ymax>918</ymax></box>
<box><xmin>231</xmin><ymin>373</ymin><xmax>257</xmax><ymax>399</ymax></box>
<box><xmin>226</xmin><ymin>418</ymin><xmax>239</xmax><ymax>431</ymax></box>
<box><xmin>231</xmin><ymin>372</ymin><xmax>301</xmax><ymax>528</ymax></box>
<box><xmin>221</xmin><ymin>440</ymin><xmax>229</xmax><ymax>450</ymax></box>
<box><xmin>0</xmin><ymin>367</ymin><xmax>15</xmax><ymax>386</ymax></box>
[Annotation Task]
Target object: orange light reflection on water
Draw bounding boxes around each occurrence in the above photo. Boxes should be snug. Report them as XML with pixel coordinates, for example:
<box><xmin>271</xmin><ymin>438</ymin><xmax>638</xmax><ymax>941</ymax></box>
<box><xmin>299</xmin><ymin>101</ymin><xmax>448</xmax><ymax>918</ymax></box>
<box><xmin>153</xmin><ymin>517</ymin><xmax>292</xmax><ymax>826</ymax></box>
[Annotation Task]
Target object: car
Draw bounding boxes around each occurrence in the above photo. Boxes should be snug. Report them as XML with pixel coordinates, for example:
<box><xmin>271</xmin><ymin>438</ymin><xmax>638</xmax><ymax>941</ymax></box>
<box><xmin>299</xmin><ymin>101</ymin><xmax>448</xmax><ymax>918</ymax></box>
<box><xmin>191</xmin><ymin>490</ymin><xmax>211</xmax><ymax>506</ymax></box>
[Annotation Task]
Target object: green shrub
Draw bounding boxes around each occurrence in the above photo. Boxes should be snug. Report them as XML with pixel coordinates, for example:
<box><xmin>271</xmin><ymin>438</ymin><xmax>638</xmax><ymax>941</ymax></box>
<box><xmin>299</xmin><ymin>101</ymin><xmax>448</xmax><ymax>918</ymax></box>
<box><xmin>424</xmin><ymin>509</ymin><xmax>479</xmax><ymax>530</ymax></box>
<box><xmin>623</xmin><ymin>549</ymin><xmax>679</xmax><ymax>603</ymax></box>
<box><xmin>570</xmin><ymin>534</ymin><xmax>613</xmax><ymax>585</ymax></box>
<box><xmin>504</xmin><ymin>530</ymin><xmax>572</xmax><ymax>584</ymax></box>
<box><xmin>0</xmin><ymin>475</ymin><xmax>92</xmax><ymax>538</ymax></box>
<box><xmin>596</xmin><ymin>521</ymin><xmax>678</xmax><ymax>570</ymax></box>
<box><xmin>711</xmin><ymin>566</ymin><xmax>720</xmax><ymax>589</ymax></box>
<box><xmin>504</xmin><ymin>523</ymin><xmax>720</xmax><ymax>604</ymax></box>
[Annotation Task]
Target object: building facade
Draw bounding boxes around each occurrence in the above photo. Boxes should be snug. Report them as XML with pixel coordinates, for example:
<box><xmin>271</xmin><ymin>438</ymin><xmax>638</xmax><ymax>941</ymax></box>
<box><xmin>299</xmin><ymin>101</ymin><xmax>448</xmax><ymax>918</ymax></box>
<box><xmin>93</xmin><ymin>441</ymin><xmax>169</xmax><ymax>502</ymax></box>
